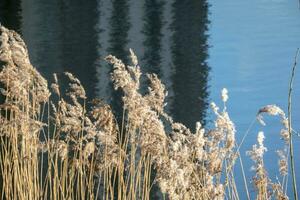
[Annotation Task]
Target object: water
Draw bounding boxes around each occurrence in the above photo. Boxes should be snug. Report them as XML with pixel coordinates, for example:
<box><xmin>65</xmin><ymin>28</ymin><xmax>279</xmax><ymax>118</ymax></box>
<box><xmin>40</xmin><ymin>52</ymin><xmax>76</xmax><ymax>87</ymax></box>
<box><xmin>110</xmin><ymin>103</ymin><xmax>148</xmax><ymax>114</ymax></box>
<box><xmin>1</xmin><ymin>0</ymin><xmax>300</xmax><ymax>198</ymax></box>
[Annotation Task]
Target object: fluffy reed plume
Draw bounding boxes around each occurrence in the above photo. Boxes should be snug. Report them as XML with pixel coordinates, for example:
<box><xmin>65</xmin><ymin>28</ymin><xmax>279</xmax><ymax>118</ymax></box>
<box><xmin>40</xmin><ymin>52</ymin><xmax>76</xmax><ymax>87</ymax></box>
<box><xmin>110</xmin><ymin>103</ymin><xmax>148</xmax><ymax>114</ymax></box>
<box><xmin>257</xmin><ymin>105</ymin><xmax>290</xmax><ymax>181</ymax></box>
<box><xmin>247</xmin><ymin>131</ymin><xmax>288</xmax><ymax>200</ymax></box>
<box><xmin>245</xmin><ymin>104</ymin><xmax>291</xmax><ymax>200</ymax></box>
<box><xmin>247</xmin><ymin>131</ymin><xmax>269</xmax><ymax>199</ymax></box>
<box><xmin>0</xmin><ymin>25</ymin><xmax>297</xmax><ymax>200</ymax></box>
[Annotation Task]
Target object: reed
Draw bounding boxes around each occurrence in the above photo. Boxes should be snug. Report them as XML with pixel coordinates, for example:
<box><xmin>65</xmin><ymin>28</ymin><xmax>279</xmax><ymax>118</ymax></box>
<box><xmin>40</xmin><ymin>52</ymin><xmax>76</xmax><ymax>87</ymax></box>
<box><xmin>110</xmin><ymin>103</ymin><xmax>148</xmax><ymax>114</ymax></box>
<box><xmin>0</xmin><ymin>25</ymin><xmax>296</xmax><ymax>200</ymax></box>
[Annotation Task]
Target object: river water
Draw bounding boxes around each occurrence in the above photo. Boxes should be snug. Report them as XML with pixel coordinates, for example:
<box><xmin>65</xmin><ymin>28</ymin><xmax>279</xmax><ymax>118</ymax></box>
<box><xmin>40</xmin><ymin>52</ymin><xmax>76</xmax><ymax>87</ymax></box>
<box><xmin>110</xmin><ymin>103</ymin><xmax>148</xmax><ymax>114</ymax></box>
<box><xmin>1</xmin><ymin>0</ymin><xmax>300</xmax><ymax>198</ymax></box>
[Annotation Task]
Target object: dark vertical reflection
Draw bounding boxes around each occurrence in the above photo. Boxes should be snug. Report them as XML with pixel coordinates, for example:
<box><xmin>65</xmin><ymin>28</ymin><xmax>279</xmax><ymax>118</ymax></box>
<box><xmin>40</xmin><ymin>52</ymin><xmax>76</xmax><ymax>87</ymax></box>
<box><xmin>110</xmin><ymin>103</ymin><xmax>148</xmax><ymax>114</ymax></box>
<box><xmin>142</xmin><ymin>0</ymin><xmax>164</xmax><ymax>76</ymax></box>
<box><xmin>0</xmin><ymin>0</ymin><xmax>22</xmax><ymax>34</ymax></box>
<box><xmin>21</xmin><ymin>0</ymin><xmax>98</xmax><ymax>100</ymax></box>
<box><xmin>171</xmin><ymin>0</ymin><xmax>210</xmax><ymax>130</ymax></box>
<box><xmin>108</xmin><ymin>0</ymin><xmax>130</xmax><ymax>62</ymax></box>
<box><xmin>108</xmin><ymin>0</ymin><xmax>130</xmax><ymax>120</ymax></box>
<box><xmin>21</xmin><ymin>0</ymin><xmax>64</xmax><ymax>82</ymax></box>
<box><xmin>59</xmin><ymin>0</ymin><xmax>99</xmax><ymax>99</ymax></box>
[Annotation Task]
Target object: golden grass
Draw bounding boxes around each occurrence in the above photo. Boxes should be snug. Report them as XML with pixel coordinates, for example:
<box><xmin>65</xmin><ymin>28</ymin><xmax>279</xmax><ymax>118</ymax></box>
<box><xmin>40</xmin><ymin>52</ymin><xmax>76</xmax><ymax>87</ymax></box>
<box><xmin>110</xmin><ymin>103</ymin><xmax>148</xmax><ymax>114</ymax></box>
<box><xmin>0</xmin><ymin>25</ymin><xmax>295</xmax><ymax>200</ymax></box>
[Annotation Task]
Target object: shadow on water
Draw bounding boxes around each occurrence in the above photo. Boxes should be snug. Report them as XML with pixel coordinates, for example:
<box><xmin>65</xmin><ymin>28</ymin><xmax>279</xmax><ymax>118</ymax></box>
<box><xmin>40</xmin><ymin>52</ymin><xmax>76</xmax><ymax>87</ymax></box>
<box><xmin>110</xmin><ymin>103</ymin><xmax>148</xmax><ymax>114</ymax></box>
<box><xmin>59</xmin><ymin>0</ymin><xmax>99</xmax><ymax>99</ymax></box>
<box><xmin>0</xmin><ymin>0</ymin><xmax>22</xmax><ymax>34</ymax></box>
<box><xmin>21</xmin><ymin>0</ymin><xmax>99</xmax><ymax>100</ymax></box>
<box><xmin>142</xmin><ymin>0</ymin><xmax>165</xmax><ymax>76</ymax></box>
<box><xmin>170</xmin><ymin>0</ymin><xmax>210</xmax><ymax>130</ymax></box>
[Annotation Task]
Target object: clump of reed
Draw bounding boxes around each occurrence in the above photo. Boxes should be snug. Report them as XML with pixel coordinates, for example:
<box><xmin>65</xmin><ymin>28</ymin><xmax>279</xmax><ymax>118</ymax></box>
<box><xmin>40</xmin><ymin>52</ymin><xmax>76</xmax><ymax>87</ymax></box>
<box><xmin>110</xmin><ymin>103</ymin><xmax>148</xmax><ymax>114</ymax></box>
<box><xmin>0</xmin><ymin>25</ymin><xmax>297</xmax><ymax>200</ymax></box>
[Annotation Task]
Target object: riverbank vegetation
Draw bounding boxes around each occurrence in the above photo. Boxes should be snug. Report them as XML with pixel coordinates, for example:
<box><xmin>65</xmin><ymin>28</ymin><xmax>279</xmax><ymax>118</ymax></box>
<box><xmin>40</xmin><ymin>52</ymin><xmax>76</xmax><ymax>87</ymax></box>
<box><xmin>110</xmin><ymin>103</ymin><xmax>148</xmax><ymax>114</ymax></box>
<box><xmin>0</xmin><ymin>26</ymin><xmax>297</xmax><ymax>200</ymax></box>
